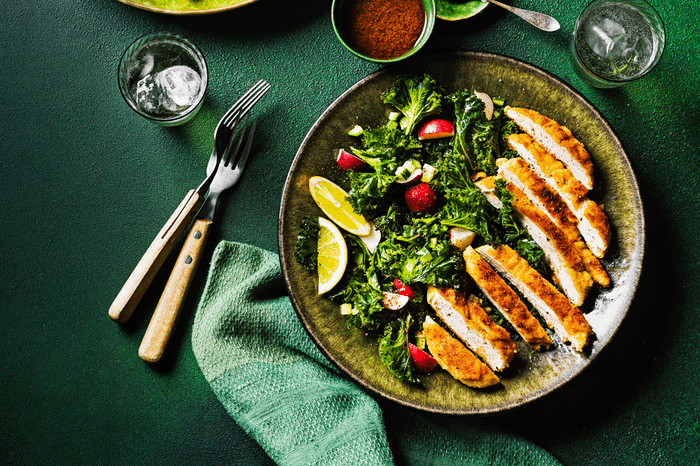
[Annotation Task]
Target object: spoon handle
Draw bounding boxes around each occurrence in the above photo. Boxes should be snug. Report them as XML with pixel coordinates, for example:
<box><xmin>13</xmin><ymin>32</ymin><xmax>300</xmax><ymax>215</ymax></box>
<box><xmin>487</xmin><ymin>0</ymin><xmax>561</xmax><ymax>32</ymax></box>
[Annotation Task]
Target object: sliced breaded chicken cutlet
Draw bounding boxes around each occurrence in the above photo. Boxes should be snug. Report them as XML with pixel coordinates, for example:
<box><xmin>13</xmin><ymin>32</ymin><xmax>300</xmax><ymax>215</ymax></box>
<box><xmin>474</xmin><ymin>177</ymin><xmax>594</xmax><ymax>307</ymax></box>
<box><xmin>463</xmin><ymin>247</ymin><xmax>552</xmax><ymax>350</ymax></box>
<box><xmin>426</xmin><ymin>286</ymin><xmax>517</xmax><ymax>372</ymax></box>
<box><xmin>498</xmin><ymin>157</ymin><xmax>610</xmax><ymax>287</ymax></box>
<box><xmin>476</xmin><ymin>244</ymin><xmax>594</xmax><ymax>352</ymax></box>
<box><xmin>505</xmin><ymin>107</ymin><xmax>594</xmax><ymax>191</ymax></box>
<box><xmin>423</xmin><ymin>316</ymin><xmax>500</xmax><ymax>388</ymax></box>
<box><xmin>506</xmin><ymin>133</ymin><xmax>611</xmax><ymax>259</ymax></box>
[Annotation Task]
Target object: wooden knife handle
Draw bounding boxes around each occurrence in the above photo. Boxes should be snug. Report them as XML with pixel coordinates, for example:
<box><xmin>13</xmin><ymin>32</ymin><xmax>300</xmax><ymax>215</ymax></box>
<box><xmin>108</xmin><ymin>189</ymin><xmax>204</xmax><ymax>324</ymax></box>
<box><xmin>138</xmin><ymin>218</ymin><xmax>212</xmax><ymax>363</ymax></box>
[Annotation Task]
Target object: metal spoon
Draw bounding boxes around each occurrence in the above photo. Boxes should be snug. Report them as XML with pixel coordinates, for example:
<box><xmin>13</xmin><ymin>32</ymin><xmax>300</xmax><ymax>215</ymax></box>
<box><xmin>482</xmin><ymin>0</ymin><xmax>561</xmax><ymax>32</ymax></box>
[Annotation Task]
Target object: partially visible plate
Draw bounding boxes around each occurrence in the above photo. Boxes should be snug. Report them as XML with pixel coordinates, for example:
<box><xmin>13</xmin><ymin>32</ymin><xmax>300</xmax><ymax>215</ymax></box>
<box><xmin>117</xmin><ymin>0</ymin><xmax>256</xmax><ymax>15</ymax></box>
<box><xmin>278</xmin><ymin>52</ymin><xmax>645</xmax><ymax>415</ymax></box>
<box><xmin>436</xmin><ymin>0</ymin><xmax>489</xmax><ymax>20</ymax></box>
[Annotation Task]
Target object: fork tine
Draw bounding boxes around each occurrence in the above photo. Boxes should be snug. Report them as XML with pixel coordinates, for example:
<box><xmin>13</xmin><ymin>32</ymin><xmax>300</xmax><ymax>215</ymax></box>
<box><xmin>222</xmin><ymin>81</ymin><xmax>270</xmax><ymax>128</ymax></box>
<box><xmin>217</xmin><ymin>79</ymin><xmax>268</xmax><ymax>129</ymax></box>
<box><xmin>222</xmin><ymin>114</ymin><xmax>250</xmax><ymax>167</ymax></box>
<box><xmin>230</xmin><ymin>118</ymin><xmax>257</xmax><ymax>174</ymax></box>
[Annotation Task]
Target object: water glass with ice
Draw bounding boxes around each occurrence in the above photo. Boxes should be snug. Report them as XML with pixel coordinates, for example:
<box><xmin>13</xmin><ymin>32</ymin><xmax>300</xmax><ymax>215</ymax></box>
<box><xmin>118</xmin><ymin>32</ymin><xmax>208</xmax><ymax>126</ymax></box>
<box><xmin>569</xmin><ymin>0</ymin><xmax>665</xmax><ymax>88</ymax></box>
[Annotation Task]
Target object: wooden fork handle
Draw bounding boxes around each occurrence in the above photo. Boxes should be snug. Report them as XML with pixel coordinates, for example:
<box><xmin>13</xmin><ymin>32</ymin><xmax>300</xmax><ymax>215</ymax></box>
<box><xmin>108</xmin><ymin>189</ymin><xmax>205</xmax><ymax>324</ymax></box>
<box><xmin>139</xmin><ymin>218</ymin><xmax>212</xmax><ymax>363</ymax></box>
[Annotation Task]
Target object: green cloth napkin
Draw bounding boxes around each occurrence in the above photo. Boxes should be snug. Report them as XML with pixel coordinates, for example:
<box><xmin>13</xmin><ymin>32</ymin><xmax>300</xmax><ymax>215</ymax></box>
<box><xmin>192</xmin><ymin>241</ymin><xmax>562</xmax><ymax>466</ymax></box>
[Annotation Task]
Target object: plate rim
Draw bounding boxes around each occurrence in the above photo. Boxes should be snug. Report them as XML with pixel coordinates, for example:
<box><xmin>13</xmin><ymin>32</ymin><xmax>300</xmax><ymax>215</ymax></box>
<box><xmin>116</xmin><ymin>0</ymin><xmax>257</xmax><ymax>15</ymax></box>
<box><xmin>278</xmin><ymin>50</ymin><xmax>646</xmax><ymax>415</ymax></box>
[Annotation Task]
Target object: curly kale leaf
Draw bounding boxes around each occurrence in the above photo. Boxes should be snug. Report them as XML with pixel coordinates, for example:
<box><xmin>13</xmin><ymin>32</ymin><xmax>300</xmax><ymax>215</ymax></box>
<box><xmin>346</xmin><ymin>161</ymin><xmax>397</xmax><ymax>219</ymax></box>
<box><xmin>371</xmin><ymin>203</ymin><xmax>407</xmax><ymax>237</ymax></box>
<box><xmin>341</xmin><ymin>276</ymin><xmax>388</xmax><ymax>331</ymax></box>
<box><xmin>293</xmin><ymin>216</ymin><xmax>320</xmax><ymax>271</ymax></box>
<box><xmin>346</xmin><ymin>125</ymin><xmax>420</xmax><ymax>218</ymax></box>
<box><xmin>440</xmin><ymin>187</ymin><xmax>500</xmax><ymax>245</ymax></box>
<box><xmin>493</xmin><ymin>179</ymin><xmax>548</xmax><ymax>276</ymax></box>
<box><xmin>499</xmin><ymin>118</ymin><xmax>521</xmax><ymax>159</ymax></box>
<box><xmin>381</xmin><ymin>74</ymin><xmax>442</xmax><ymax>135</ymax></box>
<box><xmin>360</xmin><ymin>124</ymin><xmax>422</xmax><ymax>154</ymax></box>
<box><xmin>378</xmin><ymin>314</ymin><xmax>419</xmax><ymax>384</ymax></box>
<box><xmin>432</xmin><ymin>150</ymin><xmax>500</xmax><ymax>243</ymax></box>
<box><xmin>373</xmin><ymin>217</ymin><xmax>463</xmax><ymax>288</ymax></box>
<box><xmin>449</xmin><ymin>91</ymin><xmax>502</xmax><ymax>175</ymax></box>
<box><xmin>330</xmin><ymin>235</ymin><xmax>388</xmax><ymax>331</ymax></box>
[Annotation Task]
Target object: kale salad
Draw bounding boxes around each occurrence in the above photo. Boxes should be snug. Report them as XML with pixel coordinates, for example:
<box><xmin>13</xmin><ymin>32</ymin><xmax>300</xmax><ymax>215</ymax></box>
<box><xmin>295</xmin><ymin>74</ymin><xmax>549</xmax><ymax>384</ymax></box>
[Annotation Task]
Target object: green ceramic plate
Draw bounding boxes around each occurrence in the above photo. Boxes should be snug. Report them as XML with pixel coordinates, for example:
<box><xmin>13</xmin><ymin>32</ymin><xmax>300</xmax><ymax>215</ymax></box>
<box><xmin>278</xmin><ymin>52</ymin><xmax>644</xmax><ymax>415</ymax></box>
<box><xmin>436</xmin><ymin>0</ymin><xmax>488</xmax><ymax>20</ymax></box>
<box><xmin>116</xmin><ymin>0</ymin><xmax>256</xmax><ymax>15</ymax></box>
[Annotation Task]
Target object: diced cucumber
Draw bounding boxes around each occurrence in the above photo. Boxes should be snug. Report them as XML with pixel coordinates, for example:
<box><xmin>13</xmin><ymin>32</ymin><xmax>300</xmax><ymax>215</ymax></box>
<box><xmin>348</xmin><ymin>125</ymin><xmax>364</xmax><ymax>136</ymax></box>
<box><xmin>414</xmin><ymin>332</ymin><xmax>426</xmax><ymax>350</ymax></box>
<box><xmin>396</xmin><ymin>159</ymin><xmax>422</xmax><ymax>181</ymax></box>
<box><xmin>492</xmin><ymin>98</ymin><xmax>505</xmax><ymax>107</ymax></box>
<box><xmin>421</xmin><ymin>163</ymin><xmax>438</xmax><ymax>182</ymax></box>
<box><xmin>395</xmin><ymin>165</ymin><xmax>413</xmax><ymax>180</ymax></box>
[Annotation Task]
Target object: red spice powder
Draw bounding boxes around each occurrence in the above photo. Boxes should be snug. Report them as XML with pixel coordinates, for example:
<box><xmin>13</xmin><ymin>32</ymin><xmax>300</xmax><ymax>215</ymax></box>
<box><xmin>342</xmin><ymin>0</ymin><xmax>425</xmax><ymax>60</ymax></box>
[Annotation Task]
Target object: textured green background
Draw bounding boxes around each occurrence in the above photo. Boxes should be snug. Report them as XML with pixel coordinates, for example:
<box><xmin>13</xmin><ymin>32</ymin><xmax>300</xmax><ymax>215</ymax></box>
<box><xmin>1</xmin><ymin>1</ymin><xmax>698</xmax><ymax>465</ymax></box>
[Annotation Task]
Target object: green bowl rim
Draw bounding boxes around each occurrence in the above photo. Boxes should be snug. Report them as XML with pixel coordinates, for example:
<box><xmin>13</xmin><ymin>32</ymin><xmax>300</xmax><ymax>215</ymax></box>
<box><xmin>331</xmin><ymin>0</ymin><xmax>437</xmax><ymax>64</ymax></box>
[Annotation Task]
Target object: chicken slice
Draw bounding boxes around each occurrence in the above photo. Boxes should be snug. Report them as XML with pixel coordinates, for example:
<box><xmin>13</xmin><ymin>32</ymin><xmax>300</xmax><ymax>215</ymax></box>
<box><xmin>505</xmin><ymin>107</ymin><xmax>594</xmax><ymax>190</ymax></box>
<box><xmin>423</xmin><ymin>316</ymin><xmax>500</xmax><ymax>388</ymax></box>
<box><xmin>476</xmin><ymin>244</ymin><xmax>594</xmax><ymax>352</ymax></box>
<box><xmin>426</xmin><ymin>286</ymin><xmax>516</xmax><ymax>372</ymax></box>
<box><xmin>463</xmin><ymin>247</ymin><xmax>552</xmax><ymax>350</ymax></box>
<box><xmin>506</xmin><ymin>133</ymin><xmax>588</xmax><ymax>204</ymax></box>
<box><xmin>474</xmin><ymin>178</ymin><xmax>594</xmax><ymax>306</ymax></box>
<box><xmin>506</xmin><ymin>134</ymin><xmax>611</xmax><ymax>259</ymax></box>
<box><xmin>498</xmin><ymin>157</ymin><xmax>610</xmax><ymax>287</ymax></box>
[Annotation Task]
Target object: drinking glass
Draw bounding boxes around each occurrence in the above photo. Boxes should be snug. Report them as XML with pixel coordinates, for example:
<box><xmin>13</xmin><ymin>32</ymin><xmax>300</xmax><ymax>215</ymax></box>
<box><xmin>569</xmin><ymin>0</ymin><xmax>665</xmax><ymax>88</ymax></box>
<box><xmin>118</xmin><ymin>32</ymin><xmax>208</xmax><ymax>126</ymax></box>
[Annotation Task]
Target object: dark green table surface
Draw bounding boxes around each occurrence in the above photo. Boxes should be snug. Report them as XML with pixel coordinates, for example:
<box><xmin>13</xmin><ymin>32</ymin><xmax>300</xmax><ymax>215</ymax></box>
<box><xmin>2</xmin><ymin>1</ymin><xmax>698</xmax><ymax>465</ymax></box>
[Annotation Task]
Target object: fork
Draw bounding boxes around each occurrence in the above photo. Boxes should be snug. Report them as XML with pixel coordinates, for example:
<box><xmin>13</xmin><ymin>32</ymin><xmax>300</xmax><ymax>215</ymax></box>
<box><xmin>108</xmin><ymin>80</ymin><xmax>270</xmax><ymax>324</ymax></box>
<box><xmin>138</xmin><ymin>117</ymin><xmax>259</xmax><ymax>363</ymax></box>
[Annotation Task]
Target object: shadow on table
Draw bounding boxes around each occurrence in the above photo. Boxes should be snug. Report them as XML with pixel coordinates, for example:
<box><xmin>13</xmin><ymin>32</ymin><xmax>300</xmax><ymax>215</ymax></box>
<box><xmin>114</xmin><ymin>225</ymin><xmax>225</xmax><ymax>373</ymax></box>
<box><xmin>498</xmin><ymin>186</ymin><xmax>680</xmax><ymax>446</ymax></box>
<box><xmin>165</xmin><ymin>0</ymin><xmax>330</xmax><ymax>39</ymax></box>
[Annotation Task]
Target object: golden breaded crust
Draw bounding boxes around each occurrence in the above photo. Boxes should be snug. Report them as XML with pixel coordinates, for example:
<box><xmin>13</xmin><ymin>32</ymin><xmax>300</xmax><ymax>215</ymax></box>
<box><xmin>499</xmin><ymin>157</ymin><xmax>610</xmax><ymax>288</ymax></box>
<box><xmin>473</xmin><ymin>176</ymin><xmax>596</xmax><ymax>303</ymax></box>
<box><xmin>507</xmin><ymin>133</ymin><xmax>589</xmax><ymax>203</ymax></box>
<box><xmin>463</xmin><ymin>247</ymin><xmax>552</xmax><ymax>350</ymax></box>
<box><xmin>499</xmin><ymin>157</ymin><xmax>579</xmax><ymax>228</ymax></box>
<box><xmin>507</xmin><ymin>133</ymin><xmax>610</xmax><ymax>263</ymax></box>
<box><xmin>423</xmin><ymin>317</ymin><xmax>500</xmax><ymax>388</ymax></box>
<box><xmin>507</xmin><ymin>183</ymin><xmax>595</xmax><ymax>306</ymax></box>
<box><xmin>477</xmin><ymin>244</ymin><xmax>594</xmax><ymax>352</ymax></box>
<box><xmin>573</xmin><ymin>238</ymin><xmax>610</xmax><ymax>287</ymax></box>
<box><xmin>427</xmin><ymin>286</ymin><xmax>516</xmax><ymax>371</ymax></box>
<box><xmin>506</xmin><ymin>107</ymin><xmax>594</xmax><ymax>190</ymax></box>
<box><xmin>508</xmin><ymin>183</ymin><xmax>588</xmax><ymax>274</ymax></box>
<box><xmin>578</xmin><ymin>198</ymin><xmax>611</xmax><ymax>258</ymax></box>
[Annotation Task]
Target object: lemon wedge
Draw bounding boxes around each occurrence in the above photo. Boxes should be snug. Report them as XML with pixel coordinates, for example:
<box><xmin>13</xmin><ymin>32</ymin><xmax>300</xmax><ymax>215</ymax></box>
<box><xmin>309</xmin><ymin>176</ymin><xmax>371</xmax><ymax>236</ymax></box>
<box><xmin>317</xmin><ymin>217</ymin><xmax>348</xmax><ymax>295</ymax></box>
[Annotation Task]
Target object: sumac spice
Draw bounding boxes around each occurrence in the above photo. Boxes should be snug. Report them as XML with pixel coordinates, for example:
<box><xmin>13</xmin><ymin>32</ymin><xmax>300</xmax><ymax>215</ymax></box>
<box><xmin>342</xmin><ymin>0</ymin><xmax>425</xmax><ymax>60</ymax></box>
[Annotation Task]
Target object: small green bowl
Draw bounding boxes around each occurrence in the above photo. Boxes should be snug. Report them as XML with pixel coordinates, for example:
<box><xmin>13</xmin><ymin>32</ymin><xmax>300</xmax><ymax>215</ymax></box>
<box><xmin>331</xmin><ymin>0</ymin><xmax>436</xmax><ymax>63</ymax></box>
